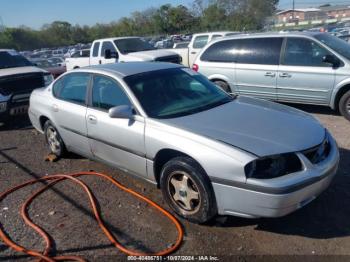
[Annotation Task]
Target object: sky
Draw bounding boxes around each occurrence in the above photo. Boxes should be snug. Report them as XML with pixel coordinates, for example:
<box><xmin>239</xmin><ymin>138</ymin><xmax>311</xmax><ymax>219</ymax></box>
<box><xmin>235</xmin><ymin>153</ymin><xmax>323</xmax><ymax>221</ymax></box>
<box><xmin>0</xmin><ymin>0</ymin><xmax>349</xmax><ymax>29</ymax></box>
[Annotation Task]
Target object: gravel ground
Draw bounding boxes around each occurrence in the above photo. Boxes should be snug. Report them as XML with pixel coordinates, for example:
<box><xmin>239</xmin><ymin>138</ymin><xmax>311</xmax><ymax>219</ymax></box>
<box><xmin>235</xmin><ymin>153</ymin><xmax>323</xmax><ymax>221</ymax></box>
<box><xmin>0</xmin><ymin>104</ymin><xmax>349</xmax><ymax>262</ymax></box>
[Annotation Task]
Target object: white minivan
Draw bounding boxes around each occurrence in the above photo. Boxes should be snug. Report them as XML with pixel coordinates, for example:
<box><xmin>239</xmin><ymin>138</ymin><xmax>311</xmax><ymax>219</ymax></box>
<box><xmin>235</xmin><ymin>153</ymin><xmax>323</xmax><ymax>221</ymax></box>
<box><xmin>194</xmin><ymin>32</ymin><xmax>350</xmax><ymax>121</ymax></box>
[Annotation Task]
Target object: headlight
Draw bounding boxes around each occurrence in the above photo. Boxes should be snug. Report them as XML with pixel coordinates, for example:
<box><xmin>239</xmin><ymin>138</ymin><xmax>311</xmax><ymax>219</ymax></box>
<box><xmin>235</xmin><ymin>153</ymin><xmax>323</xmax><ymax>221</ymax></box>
<box><xmin>43</xmin><ymin>74</ymin><xmax>54</xmax><ymax>86</ymax></box>
<box><xmin>0</xmin><ymin>102</ymin><xmax>7</xmax><ymax>113</ymax></box>
<box><xmin>244</xmin><ymin>153</ymin><xmax>303</xmax><ymax>179</ymax></box>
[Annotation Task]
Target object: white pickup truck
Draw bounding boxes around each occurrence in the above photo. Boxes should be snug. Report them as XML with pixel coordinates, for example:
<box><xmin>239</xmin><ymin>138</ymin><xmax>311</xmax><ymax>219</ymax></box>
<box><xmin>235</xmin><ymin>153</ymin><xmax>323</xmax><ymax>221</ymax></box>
<box><xmin>65</xmin><ymin>37</ymin><xmax>181</xmax><ymax>71</ymax></box>
<box><xmin>168</xmin><ymin>31</ymin><xmax>238</xmax><ymax>67</ymax></box>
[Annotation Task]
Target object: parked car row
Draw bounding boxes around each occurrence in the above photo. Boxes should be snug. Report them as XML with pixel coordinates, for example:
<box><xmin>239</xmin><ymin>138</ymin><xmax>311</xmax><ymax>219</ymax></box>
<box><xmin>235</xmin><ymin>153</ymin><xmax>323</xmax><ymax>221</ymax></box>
<box><xmin>2</xmin><ymin>30</ymin><xmax>347</xmax><ymax>224</ymax></box>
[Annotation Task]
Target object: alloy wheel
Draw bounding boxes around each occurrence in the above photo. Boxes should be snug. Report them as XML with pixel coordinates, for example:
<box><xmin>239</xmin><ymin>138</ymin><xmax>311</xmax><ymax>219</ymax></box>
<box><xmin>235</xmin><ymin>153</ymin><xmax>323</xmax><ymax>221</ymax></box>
<box><xmin>46</xmin><ymin>126</ymin><xmax>61</xmax><ymax>154</ymax></box>
<box><xmin>167</xmin><ymin>171</ymin><xmax>201</xmax><ymax>213</ymax></box>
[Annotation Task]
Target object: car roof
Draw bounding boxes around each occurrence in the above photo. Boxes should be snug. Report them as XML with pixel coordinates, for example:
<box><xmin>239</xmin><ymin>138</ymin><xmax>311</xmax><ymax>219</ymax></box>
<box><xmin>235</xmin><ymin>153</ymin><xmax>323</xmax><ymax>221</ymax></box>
<box><xmin>93</xmin><ymin>36</ymin><xmax>140</xmax><ymax>42</ymax></box>
<box><xmin>80</xmin><ymin>62</ymin><xmax>184</xmax><ymax>77</ymax></box>
<box><xmin>0</xmin><ymin>49</ymin><xmax>15</xmax><ymax>52</ymax></box>
<box><xmin>193</xmin><ymin>31</ymin><xmax>235</xmax><ymax>37</ymax></box>
<box><xmin>222</xmin><ymin>31</ymin><xmax>322</xmax><ymax>40</ymax></box>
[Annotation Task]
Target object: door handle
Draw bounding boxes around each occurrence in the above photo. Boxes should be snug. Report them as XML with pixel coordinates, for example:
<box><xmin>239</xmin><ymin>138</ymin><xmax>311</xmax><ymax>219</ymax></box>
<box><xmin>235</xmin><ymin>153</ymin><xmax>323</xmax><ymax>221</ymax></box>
<box><xmin>279</xmin><ymin>73</ymin><xmax>292</xmax><ymax>78</ymax></box>
<box><xmin>99</xmin><ymin>60</ymin><xmax>102</xmax><ymax>64</ymax></box>
<box><xmin>264</xmin><ymin>72</ymin><xmax>276</xmax><ymax>77</ymax></box>
<box><xmin>52</xmin><ymin>104</ymin><xmax>58</xmax><ymax>112</ymax></box>
<box><xmin>88</xmin><ymin>115</ymin><xmax>97</xmax><ymax>124</ymax></box>
<box><xmin>190</xmin><ymin>51</ymin><xmax>197</xmax><ymax>54</ymax></box>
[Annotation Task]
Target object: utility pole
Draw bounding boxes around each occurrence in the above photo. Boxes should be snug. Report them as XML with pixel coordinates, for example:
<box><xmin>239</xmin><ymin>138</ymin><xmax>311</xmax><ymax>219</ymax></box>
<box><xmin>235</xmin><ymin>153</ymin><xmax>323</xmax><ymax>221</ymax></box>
<box><xmin>292</xmin><ymin>0</ymin><xmax>295</xmax><ymax>20</ymax></box>
<box><xmin>0</xmin><ymin>16</ymin><xmax>4</xmax><ymax>32</ymax></box>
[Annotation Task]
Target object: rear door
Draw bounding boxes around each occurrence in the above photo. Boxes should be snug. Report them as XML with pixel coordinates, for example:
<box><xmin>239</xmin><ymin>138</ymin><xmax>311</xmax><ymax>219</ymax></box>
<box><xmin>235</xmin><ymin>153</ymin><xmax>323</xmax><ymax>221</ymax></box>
<box><xmin>86</xmin><ymin>74</ymin><xmax>146</xmax><ymax>177</ymax></box>
<box><xmin>277</xmin><ymin>37</ymin><xmax>336</xmax><ymax>105</ymax></box>
<box><xmin>234</xmin><ymin>37</ymin><xmax>283</xmax><ymax>100</ymax></box>
<box><xmin>90</xmin><ymin>41</ymin><xmax>101</xmax><ymax>65</ymax></box>
<box><xmin>51</xmin><ymin>72</ymin><xmax>91</xmax><ymax>156</ymax></box>
<box><xmin>189</xmin><ymin>34</ymin><xmax>209</xmax><ymax>67</ymax></box>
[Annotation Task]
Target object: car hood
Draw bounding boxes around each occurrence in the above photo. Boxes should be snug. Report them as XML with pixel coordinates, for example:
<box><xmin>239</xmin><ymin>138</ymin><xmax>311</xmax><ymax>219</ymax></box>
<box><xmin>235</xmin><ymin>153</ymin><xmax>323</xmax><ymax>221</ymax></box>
<box><xmin>159</xmin><ymin>96</ymin><xmax>325</xmax><ymax>157</ymax></box>
<box><xmin>0</xmin><ymin>66</ymin><xmax>47</xmax><ymax>77</ymax></box>
<box><xmin>126</xmin><ymin>49</ymin><xmax>178</xmax><ymax>61</ymax></box>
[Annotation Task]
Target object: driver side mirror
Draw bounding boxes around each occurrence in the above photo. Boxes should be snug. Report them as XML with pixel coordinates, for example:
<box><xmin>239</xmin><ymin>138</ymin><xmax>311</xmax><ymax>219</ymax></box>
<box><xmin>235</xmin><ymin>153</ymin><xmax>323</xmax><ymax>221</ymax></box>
<box><xmin>108</xmin><ymin>105</ymin><xmax>134</xmax><ymax>119</ymax></box>
<box><xmin>104</xmin><ymin>49</ymin><xmax>118</xmax><ymax>60</ymax></box>
<box><xmin>323</xmin><ymin>54</ymin><xmax>341</xmax><ymax>68</ymax></box>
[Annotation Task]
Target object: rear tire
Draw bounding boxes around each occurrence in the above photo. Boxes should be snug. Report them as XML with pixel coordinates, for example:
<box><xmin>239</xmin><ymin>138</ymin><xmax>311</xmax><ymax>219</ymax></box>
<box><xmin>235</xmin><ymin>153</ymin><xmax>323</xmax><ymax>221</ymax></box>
<box><xmin>160</xmin><ymin>156</ymin><xmax>217</xmax><ymax>224</ymax></box>
<box><xmin>339</xmin><ymin>90</ymin><xmax>350</xmax><ymax>121</ymax></box>
<box><xmin>213</xmin><ymin>80</ymin><xmax>231</xmax><ymax>93</ymax></box>
<box><xmin>44</xmin><ymin>120</ymin><xmax>66</xmax><ymax>157</ymax></box>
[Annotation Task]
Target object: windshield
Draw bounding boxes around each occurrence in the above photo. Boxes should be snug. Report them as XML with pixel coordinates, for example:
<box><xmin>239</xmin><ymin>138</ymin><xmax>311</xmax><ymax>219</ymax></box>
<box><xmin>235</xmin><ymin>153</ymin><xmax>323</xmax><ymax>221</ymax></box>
<box><xmin>0</xmin><ymin>51</ymin><xmax>33</xmax><ymax>69</ymax></box>
<box><xmin>315</xmin><ymin>33</ymin><xmax>350</xmax><ymax>60</ymax></box>
<box><xmin>124</xmin><ymin>68</ymin><xmax>233</xmax><ymax>119</ymax></box>
<box><xmin>114</xmin><ymin>38</ymin><xmax>156</xmax><ymax>54</ymax></box>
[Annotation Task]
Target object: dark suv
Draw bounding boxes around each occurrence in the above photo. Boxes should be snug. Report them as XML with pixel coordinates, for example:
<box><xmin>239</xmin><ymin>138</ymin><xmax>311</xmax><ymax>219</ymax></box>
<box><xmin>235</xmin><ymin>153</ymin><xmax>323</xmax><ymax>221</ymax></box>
<box><xmin>0</xmin><ymin>50</ymin><xmax>53</xmax><ymax>123</ymax></box>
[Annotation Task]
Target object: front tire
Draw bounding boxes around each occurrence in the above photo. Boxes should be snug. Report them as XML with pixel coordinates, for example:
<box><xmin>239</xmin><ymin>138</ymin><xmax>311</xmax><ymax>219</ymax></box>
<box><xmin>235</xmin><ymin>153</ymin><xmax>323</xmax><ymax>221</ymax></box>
<box><xmin>213</xmin><ymin>80</ymin><xmax>231</xmax><ymax>93</ymax></box>
<box><xmin>44</xmin><ymin>120</ymin><xmax>66</xmax><ymax>157</ymax></box>
<box><xmin>339</xmin><ymin>90</ymin><xmax>350</xmax><ymax>121</ymax></box>
<box><xmin>160</xmin><ymin>157</ymin><xmax>217</xmax><ymax>223</ymax></box>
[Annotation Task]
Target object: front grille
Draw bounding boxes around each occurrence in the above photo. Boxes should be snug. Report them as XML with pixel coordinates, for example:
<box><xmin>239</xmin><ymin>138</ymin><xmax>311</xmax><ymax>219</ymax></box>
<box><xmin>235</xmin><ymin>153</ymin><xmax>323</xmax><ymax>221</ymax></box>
<box><xmin>0</xmin><ymin>73</ymin><xmax>44</xmax><ymax>96</ymax></box>
<box><xmin>302</xmin><ymin>137</ymin><xmax>331</xmax><ymax>164</ymax></box>
<box><xmin>155</xmin><ymin>55</ymin><xmax>182</xmax><ymax>64</ymax></box>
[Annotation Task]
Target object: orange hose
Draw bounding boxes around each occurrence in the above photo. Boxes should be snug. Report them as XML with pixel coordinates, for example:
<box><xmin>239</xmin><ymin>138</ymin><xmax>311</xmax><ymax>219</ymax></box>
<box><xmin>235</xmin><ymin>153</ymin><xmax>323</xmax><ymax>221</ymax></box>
<box><xmin>0</xmin><ymin>172</ymin><xmax>184</xmax><ymax>261</ymax></box>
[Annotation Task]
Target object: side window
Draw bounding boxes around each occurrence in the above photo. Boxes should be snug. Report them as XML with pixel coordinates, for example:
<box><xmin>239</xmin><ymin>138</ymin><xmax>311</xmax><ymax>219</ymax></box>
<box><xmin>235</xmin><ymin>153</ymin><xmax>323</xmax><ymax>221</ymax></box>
<box><xmin>92</xmin><ymin>42</ymin><xmax>100</xmax><ymax>57</ymax></box>
<box><xmin>201</xmin><ymin>40</ymin><xmax>240</xmax><ymax>63</ymax></box>
<box><xmin>101</xmin><ymin>41</ymin><xmax>116</xmax><ymax>57</ymax></box>
<box><xmin>283</xmin><ymin>38</ymin><xmax>332</xmax><ymax>67</ymax></box>
<box><xmin>236</xmin><ymin>38</ymin><xmax>283</xmax><ymax>65</ymax></box>
<box><xmin>82</xmin><ymin>50</ymin><xmax>90</xmax><ymax>57</ymax></box>
<box><xmin>92</xmin><ymin>75</ymin><xmax>131</xmax><ymax>111</ymax></box>
<box><xmin>56</xmin><ymin>73</ymin><xmax>90</xmax><ymax>105</ymax></box>
<box><xmin>211</xmin><ymin>34</ymin><xmax>222</xmax><ymax>41</ymax></box>
<box><xmin>71</xmin><ymin>51</ymin><xmax>80</xmax><ymax>58</ymax></box>
<box><xmin>193</xmin><ymin>35</ymin><xmax>209</xmax><ymax>49</ymax></box>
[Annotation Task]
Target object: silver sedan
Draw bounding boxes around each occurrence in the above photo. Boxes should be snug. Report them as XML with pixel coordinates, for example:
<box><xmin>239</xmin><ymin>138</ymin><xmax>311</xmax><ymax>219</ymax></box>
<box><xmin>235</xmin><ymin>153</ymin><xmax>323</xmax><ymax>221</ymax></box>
<box><xmin>28</xmin><ymin>62</ymin><xmax>339</xmax><ymax>223</ymax></box>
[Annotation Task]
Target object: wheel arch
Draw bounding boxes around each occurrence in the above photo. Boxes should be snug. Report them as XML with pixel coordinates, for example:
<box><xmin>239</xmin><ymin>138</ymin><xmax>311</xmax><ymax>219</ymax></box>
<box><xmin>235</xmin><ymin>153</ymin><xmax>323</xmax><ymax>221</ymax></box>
<box><xmin>333</xmin><ymin>84</ymin><xmax>350</xmax><ymax>111</ymax></box>
<box><xmin>207</xmin><ymin>75</ymin><xmax>234</xmax><ymax>92</ymax></box>
<box><xmin>39</xmin><ymin>115</ymin><xmax>50</xmax><ymax>132</ymax></box>
<box><xmin>153</xmin><ymin>148</ymin><xmax>206</xmax><ymax>188</ymax></box>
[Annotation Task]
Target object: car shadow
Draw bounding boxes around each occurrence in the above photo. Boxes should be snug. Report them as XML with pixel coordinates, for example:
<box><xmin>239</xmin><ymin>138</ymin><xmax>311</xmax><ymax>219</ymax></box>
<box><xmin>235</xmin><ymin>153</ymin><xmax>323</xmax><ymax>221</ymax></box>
<box><xmin>211</xmin><ymin>147</ymin><xmax>350</xmax><ymax>240</ymax></box>
<box><xmin>281</xmin><ymin>103</ymin><xmax>339</xmax><ymax>116</ymax></box>
<box><xmin>0</xmin><ymin>116</ymin><xmax>33</xmax><ymax>131</ymax></box>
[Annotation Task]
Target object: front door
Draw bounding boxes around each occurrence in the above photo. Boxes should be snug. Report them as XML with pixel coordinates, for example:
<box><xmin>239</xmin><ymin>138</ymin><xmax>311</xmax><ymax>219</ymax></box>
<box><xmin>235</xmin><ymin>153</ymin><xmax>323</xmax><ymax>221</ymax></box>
<box><xmin>234</xmin><ymin>37</ymin><xmax>283</xmax><ymax>100</ymax></box>
<box><xmin>100</xmin><ymin>41</ymin><xmax>118</xmax><ymax>65</ymax></box>
<box><xmin>86</xmin><ymin>74</ymin><xmax>146</xmax><ymax>177</ymax></box>
<box><xmin>277</xmin><ymin>37</ymin><xmax>336</xmax><ymax>105</ymax></box>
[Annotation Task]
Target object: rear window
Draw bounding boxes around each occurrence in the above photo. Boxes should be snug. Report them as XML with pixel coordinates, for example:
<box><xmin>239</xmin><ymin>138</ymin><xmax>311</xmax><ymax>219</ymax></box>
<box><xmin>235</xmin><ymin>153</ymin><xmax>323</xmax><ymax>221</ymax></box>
<box><xmin>201</xmin><ymin>38</ymin><xmax>283</xmax><ymax>65</ymax></box>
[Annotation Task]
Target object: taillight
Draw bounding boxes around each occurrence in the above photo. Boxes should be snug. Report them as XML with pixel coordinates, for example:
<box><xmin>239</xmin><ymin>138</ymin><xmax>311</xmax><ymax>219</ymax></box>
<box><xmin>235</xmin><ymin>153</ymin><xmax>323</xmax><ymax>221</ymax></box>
<box><xmin>192</xmin><ymin>64</ymin><xmax>199</xmax><ymax>72</ymax></box>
